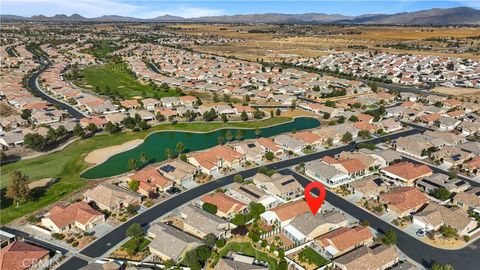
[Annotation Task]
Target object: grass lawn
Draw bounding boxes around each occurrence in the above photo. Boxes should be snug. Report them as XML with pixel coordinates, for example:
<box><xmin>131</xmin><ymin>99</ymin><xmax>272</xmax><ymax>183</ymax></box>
<box><xmin>217</xmin><ymin>242</ymin><xmax>278</xmax><ymax>270</ymax></box>
<box><xmin>73</xmin><ymin>62</ymin><xmax>182</xmax><ymax>99</ymax></box>
<box><xmin>298</xmin><ymin>247</ymin><xmax>329</xmax><ymax>267</ymax></box>
<box><xmin>122</xmin><ymin>237</ymin><xmax>151</xmax><ymax>252</ymax></box>
<box><xmin>0</xmin><ymin>117</ymin><xmax>291</xmax><ymax>225</ymax></box>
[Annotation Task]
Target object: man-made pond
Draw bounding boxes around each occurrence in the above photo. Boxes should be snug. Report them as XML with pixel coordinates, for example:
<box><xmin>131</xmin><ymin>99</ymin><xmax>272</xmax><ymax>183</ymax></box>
<box><xmin>81</xmin><ymin>117</ymin><xmax>320</xmax><ymax>179</ymax></box>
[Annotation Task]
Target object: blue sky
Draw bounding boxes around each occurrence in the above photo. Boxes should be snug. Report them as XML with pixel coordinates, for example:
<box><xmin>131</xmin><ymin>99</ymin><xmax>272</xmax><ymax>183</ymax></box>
<box><xmin>2</xmin><ymin>1</ymin><xmax>479</xmax><ymax>18</ymax></box>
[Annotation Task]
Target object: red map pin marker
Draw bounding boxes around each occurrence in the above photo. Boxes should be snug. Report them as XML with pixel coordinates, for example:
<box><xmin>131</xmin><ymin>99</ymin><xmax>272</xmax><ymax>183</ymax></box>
<box><xmin>304</xmin><ymin>182</ymin><xmax>326</xmax><ymax>215</ymax></box>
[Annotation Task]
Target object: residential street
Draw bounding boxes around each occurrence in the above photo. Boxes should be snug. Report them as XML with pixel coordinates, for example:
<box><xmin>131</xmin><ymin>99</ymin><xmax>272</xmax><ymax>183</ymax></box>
<box><xmin>284</xmin><ymin>169</ymin><xmax>480</xmax><ymax>270</ymax></box>
<box><xmin>77</xmin><ymin>129</ymin><xmax>419</xmax><ymax>255</ymax></box>
<box><xmin>56</xmin><ymin>127</ymin><xmax>478</xmax><ymax>270</ymax></box>
<box><xmin>27</xmin><ymin>60</ymin><xmax>86</xmax><ymax>119</ymax></box>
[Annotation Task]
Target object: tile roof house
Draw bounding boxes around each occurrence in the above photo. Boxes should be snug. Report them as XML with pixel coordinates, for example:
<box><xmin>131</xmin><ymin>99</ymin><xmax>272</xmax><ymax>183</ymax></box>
<box><xmin>141</xmin><ymin>98</ymin><xmax>160</xmax><ymax>111</ymax></box>
<box><xmin>201</xmin><ymin>192</ymin><xmax>247</xmax><ymax>219</ymax></box>
<box><xmin>394</xmin><ymin>135</ymin><xmax>435</xmax><ymax>159</ymax></box>
<box><xmin>430</xmin><ymin>146</ymin><xmax>473</xmax><ymax>166</ymax></box>
<box><xmin>84</xmin><ymin>183</ymin><xmax>142</xmax><ymax>212</ymax></box>
<box><xmin>252</xmin><ymin>173</ymin><xmax>303</xmax><ymax>200</ymax></box>
<box><xmin>438</xmin><ymin>116</ymin><xmax>461</xmax><ymax>131</ymax></box>
<box><xmin>187</xmin><ymin>145</ymin><xmax>244</xmax><ymax>175</ymax></box>
<box><xmin>413</xmin><ymin>203</ymin><xmax>477</xmax><ymax>236</ymax></box>
<box><xmin>257</xmin><ymin>138</ymin><xmax>283</xmax><ymax>156</ymax></box>
<box><xmin>273</xmin><ymin>134</ymin><xmax>305</xmax><ymax>153</ymax></box>
<box><xmin>260</xmin><ymin>200</ymin><xmax>310</xmax><ymax>227</ymax></box>
<box><xmin>322</xmin><ymin>156</ymin><xmax>370</xmax><ymax>179</ymax></box>
<box><xmin>179</xmin><ymin>205</ymin><xmax>232</xmax><ymax>238</ymax></box>
<box><xmin>284</xmin><ymin>211</ymin><xmax>348</xmax><ymax>244</ymax></box>
<box><xmin>291</xmin><ymin>131</ymin><xmax>323</xmax><ymax>147</ymax></box>
<box><xmin>333</xmin><ymin>245</ymin><xmax>399</xmax><ymax>270</ymax></box>
<box><xmin>458</xmin><ymin>141</ymin><xmax>480</xmax><ymax>156</ymax></box>
<box><xmin>453</xmin><ymin>188</ymin><xmax>480</xmax><ymax>214</ymax></box>
<box><xmin>351</xmin><ymin>178</ymin><xmax>388</xmax><ymax>199</ymax></box>
<box><xmin>120</xmin><ymin>99</ymin><xmax>140</xmax><ymax>109</ymax></box>
<box><xmin>147</xmin><ymin>223</ymin><xmax>201</xmax><ymax>262</ymax></box>
<box><xmin>379</xmin><ymin>186</ymin><xmax>429</xmax><ymax>217</ymax></box>
<box><xmin>130</xmin><ymin>167</ymin><xmax>174</xmax><ymax>196</ymax></box>
<box><xmin>41</xmin><ymin>202</ymin><xmax>105</xmax><ymax>233</ymax></box>
<box><xmin>227</xmin><ymin>183</ymin><xmax>281</xmax><ymax>209</ymax></box>
<box><xmin>416</xmin><ymin>173</ymin><xmax>470</xmax><ymax>194</ymax></box>
<box><xmin>0</xmin><ymin>241</ymin><xmax>50</xmax><ymax>270</ymax></box>
<box><xmin>158</xmin><ymin>159</ymin><xmax>198</xmax><ymax>187</ymax></box>
<box><xmin>233</xmin><ymin>141</ymin><xmax>265</xmax><ymax>162</ymax></box>
<box><xmin>305</xmin><ymin>160</ymin><xmax>351</xmax><ymax>188</ymax></box>
<box><xmin>315</xmin><ymin>226</ymin><xmax>374</xmax><ymax>258</ymax></box>
<box><xmin>423</xmin><ymin>130</ymin><xmax>464</xmax><ymax>146</ymax></box>
<box><xmin>80</xmin><ymin>116</ymin><xmax>108</xmax><ymax>128</ymax></box>
<box><xmin>463</xmin><ymin>156</ymin><xmax>480</xmax><ymax>175</ymax></box>
<box><xmin>381</xmin><ymin>162</ymin><xmax>433</xmax><ymax>185</ymax></box>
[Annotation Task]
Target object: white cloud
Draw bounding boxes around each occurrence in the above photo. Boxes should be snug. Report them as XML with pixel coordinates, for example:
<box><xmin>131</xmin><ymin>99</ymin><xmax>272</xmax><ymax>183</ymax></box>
<box><xmin>1</xmin><ymin>0</ymin><xmax>224</xmax><ymax>18</ymax></box>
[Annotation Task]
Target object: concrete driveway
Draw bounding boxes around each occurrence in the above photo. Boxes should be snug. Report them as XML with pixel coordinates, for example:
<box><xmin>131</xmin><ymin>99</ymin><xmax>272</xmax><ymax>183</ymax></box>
<box><xmin>94</xmin><ymin>223</ymin><xmax>114</xmax><ymax>238</ymax></box>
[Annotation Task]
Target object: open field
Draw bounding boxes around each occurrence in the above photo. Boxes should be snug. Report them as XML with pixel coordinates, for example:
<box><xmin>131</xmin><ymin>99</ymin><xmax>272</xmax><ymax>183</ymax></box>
<box><xmin>171</xmin><ymin>24</ymin><xmax>480</xmax><ymax>61</ymax></box>
<box><xmin>0</xmin><ymin>117</ymin><xmax>291</xmax><ymax>225</ymax></box>
<box><xmin>431</xmin><ymin>86</ymin><xmax>480</xmax><ymax>96</ymax></box>
<box><xmin>73</xmin><ymin>62</ymin><xmax>182</xmax><ymax>99</ymax></box>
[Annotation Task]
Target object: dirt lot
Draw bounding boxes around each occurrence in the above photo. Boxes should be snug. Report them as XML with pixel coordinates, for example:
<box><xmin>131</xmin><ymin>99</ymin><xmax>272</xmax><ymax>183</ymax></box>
<box><xmin>171</xmin><ymin>24</ymin><xmax>480</xmax><ymax>61</ymax></box>
<box><xmin>431</xmin><ymin>87</ymin><xmax>480</xmax><ymax>96</ymax></box>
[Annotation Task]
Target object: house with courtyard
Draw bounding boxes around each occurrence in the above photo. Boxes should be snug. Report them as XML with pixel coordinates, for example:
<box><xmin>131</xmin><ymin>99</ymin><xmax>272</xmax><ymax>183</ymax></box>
<box><xmin>379</xmin><ymin>186</ymin><xmax>429</xmax><ymax>217</ymax></box>
<box><xmin>315</xmin><ymin>226</ymin><xmax>374</xmax><ymax>258</ymax></box>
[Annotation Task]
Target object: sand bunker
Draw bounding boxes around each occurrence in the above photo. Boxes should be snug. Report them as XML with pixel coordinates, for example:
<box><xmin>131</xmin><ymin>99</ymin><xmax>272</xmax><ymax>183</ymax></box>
<box><xmin>84</xmin><ymin>139</ymin><xmax>143</xmax><ymax>165</ymax></box>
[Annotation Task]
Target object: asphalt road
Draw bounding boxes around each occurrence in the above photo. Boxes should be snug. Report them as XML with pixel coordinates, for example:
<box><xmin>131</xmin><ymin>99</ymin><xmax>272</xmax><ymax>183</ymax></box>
<box><xmin>27</xmin><ymin>61</ymin><xmax>86</xmax><ymax>119</ymax></box>
<box><xmin>0</xmin><ymin>226</ymin><xmax>69</xmax><ymax>254</ymax></box>
<box><xmin>58</xmin><ymin>256</ymin><xmax>89</xmax><ymax>269</ymax></box>
<box><xmin>284</xmin><ymin>169</ymin><xmax>480</xmax><ymax>270</ymax></box>
<box><xmin>77</xmin><ymin>128</ymin><xmax>421</xmax><ymax>260</ymax></box>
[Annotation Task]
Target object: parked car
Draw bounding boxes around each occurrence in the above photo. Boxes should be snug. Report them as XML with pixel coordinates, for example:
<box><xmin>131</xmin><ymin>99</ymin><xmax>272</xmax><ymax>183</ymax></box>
<box><xmin>166</xmin><ymin>186</ymin><xmax>181</xmax><ymax>195</ymax></box>
<box><xmin>416</xmin><ymin>228</ymin><xmax>427</xmax><ymax>237</ymax></box>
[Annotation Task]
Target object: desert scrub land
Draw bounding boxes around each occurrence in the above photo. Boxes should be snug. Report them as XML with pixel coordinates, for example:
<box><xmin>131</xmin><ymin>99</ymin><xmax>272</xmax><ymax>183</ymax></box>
<box><xmin>173</xmin><ymin>24</ymin><xmax>480</xmax><ymax>61</ymax></box>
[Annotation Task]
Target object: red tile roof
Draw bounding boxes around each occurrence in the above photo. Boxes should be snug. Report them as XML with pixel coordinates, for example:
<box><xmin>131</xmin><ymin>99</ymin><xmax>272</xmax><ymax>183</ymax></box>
<box><xmin>382</xmin><ymin>162</ymin><xmax>432</xmax><ymax>182</ymax></box>
<box><xmin>0</xmin><ymin>241</ymin><xmax>49</xmax><ymax>270</ymax></box>
<box><xmin>201</xmin><ymin>192</ymin><xmax>246</xmax><ymax>214</ymax></box>
<box><xmin>47</xmin><ymin>202</ymin><xmax>103</xmax><ymax>229</ymax></box>
<box><xmin>316</xmin><ymin>226</ymin><xmax>373</xmax><ymax>252</ymax></box>
<box><xmin>130</xmin><ymin>167</ymin><xmax>172</xmax><ymax>188</ymax></box>
<box><xmin>380</xmin><ymin>186</ymin><xmax>429</xmax><ymax>214</ymax></box>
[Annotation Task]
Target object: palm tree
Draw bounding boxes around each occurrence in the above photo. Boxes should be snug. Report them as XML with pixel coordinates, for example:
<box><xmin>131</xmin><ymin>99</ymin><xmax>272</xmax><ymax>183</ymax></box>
<box><xmin>176</xmin><ymin>142</ymin><xmax>185</xmax><ymax>154</ymax></box>
<box><xmin>140</xmin><ymin>152</ymin><xmax>148</xmax><ymax>164</ymax></box>
<box><xmin>225</xmin><ymin>130</ymin><xmax>233</xmax><ymax>142</ymax></box>
<box><xmin>218</xmin><ymin>136</ymin><xmax>225</xmax><ymax>145</ymax></box>
<box><xmin>235</xmin><ymin>130</ymin><xmax>244</xmax><ymax>141</ymax></box>
<box><xmin>164</xmin><ymin>148</ymin><xmax>172</xmax><ymax>159</ymax></box>
<box><xmin>128</xmin><ymin>159</ymin><xmax>137</xmax><ymax>171</ymax></box>
<box><xmin>255</xmin><ymin>128</ymin><xmax>261</xmax><ymax>138</ymax></box>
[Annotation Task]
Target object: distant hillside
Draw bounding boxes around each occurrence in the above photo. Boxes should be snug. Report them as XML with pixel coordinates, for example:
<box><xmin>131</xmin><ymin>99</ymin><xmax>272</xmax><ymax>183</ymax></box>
<box><xmin>1</xmin><ymin>7</ymin><xmax>479</xmax><ymax>25</ymax></box>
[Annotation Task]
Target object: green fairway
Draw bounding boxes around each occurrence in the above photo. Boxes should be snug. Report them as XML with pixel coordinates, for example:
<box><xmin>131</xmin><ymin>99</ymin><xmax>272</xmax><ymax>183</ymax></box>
<box><xmin>82</xmin><ymin>41</ymin><xmax>120</xmax><ymax>59</ymax></box>
<box><xmin>73</xmin><ymin>62</ymin><xmax>182</xmax><ymax>99</ymax></box>
<box><xmin>0</xmin><ymin>117</ymin><xmax>293</xmax><ymax>225</ymax></box>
